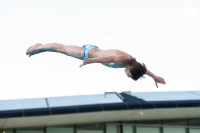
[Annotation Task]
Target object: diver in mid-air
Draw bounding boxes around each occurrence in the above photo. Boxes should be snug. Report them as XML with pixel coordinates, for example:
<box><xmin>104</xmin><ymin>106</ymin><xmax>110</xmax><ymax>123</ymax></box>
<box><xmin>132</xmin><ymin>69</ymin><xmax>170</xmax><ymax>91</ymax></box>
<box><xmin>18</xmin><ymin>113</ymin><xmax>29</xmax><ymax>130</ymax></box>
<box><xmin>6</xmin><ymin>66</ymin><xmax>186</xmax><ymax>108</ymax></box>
<box><xmin>26</xmin><ymin>43</ymin><xmax>166</xmax><ymax>87</ymax></box>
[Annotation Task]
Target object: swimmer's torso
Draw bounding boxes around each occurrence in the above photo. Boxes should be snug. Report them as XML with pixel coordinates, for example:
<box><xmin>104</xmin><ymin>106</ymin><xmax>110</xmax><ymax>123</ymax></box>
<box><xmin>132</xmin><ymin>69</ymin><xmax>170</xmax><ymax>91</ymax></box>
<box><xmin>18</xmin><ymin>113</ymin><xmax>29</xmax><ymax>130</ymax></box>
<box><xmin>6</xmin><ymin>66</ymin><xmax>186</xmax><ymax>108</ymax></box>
<box><xmin>88</xmin><ymin>48</ymin><xmax>132</xmax><ymax>68</ymax></box>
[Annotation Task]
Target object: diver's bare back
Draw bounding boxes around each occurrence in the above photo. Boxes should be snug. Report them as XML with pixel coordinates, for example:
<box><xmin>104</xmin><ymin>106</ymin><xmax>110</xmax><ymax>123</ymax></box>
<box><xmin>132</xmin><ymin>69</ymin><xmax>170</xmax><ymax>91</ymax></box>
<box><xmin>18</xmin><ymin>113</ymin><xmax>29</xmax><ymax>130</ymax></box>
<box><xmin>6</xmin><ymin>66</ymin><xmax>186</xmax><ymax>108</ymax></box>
<box><xmin>89</xmin><ymin>48</ymin><xmax>132</xmax><ymax>59</ymax></box>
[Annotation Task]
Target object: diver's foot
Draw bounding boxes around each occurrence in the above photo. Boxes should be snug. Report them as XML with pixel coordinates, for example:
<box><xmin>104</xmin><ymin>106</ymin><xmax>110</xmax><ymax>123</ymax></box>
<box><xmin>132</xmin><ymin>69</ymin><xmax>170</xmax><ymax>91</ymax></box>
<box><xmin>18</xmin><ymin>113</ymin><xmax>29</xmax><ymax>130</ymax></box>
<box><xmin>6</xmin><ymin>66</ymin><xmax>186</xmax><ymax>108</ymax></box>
<box><xmin>26</xmin><ymin>43</ymin><xmax>42</xmax><ymax>57</ymax></box>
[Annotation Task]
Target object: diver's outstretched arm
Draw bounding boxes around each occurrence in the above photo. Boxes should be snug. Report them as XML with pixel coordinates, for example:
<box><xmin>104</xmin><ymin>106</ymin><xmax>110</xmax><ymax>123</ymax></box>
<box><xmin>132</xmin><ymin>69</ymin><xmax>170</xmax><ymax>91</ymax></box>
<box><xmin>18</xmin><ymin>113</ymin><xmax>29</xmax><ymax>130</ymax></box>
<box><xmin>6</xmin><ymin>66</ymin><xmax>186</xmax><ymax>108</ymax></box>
<box><xmin>146</xmin><ymin>69</ymin><xmax>166</xmax><ymax>88</ymax></box>
<box><xmin>80</xmin><ymin>56</ymin><xmax>115</xmax><ymax>67</ymax></box>
<box><xmin>79</xmin><ymin>55</ymin><xmax>128</xmax><ymax>67</ymax></box>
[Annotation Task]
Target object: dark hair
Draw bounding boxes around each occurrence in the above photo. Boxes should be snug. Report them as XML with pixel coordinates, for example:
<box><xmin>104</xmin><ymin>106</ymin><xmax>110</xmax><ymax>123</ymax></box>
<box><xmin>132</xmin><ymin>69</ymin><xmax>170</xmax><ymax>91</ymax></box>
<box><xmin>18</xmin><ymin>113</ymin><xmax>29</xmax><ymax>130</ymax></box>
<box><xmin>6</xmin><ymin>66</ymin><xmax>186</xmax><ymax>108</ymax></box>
<box><xmin>126</xmin><ymin>58</ymin><xmax>147</xmax><ymax>81</ymax></box>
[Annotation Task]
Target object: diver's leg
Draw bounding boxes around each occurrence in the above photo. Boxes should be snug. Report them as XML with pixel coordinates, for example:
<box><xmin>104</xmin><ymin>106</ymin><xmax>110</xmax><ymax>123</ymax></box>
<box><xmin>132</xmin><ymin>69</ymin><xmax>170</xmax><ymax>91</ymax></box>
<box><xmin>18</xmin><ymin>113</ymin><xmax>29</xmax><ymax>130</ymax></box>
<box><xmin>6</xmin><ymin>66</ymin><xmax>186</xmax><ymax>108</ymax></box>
<box><xmin>26</xmin><ymin>43</ymin><xmax>84</xmax><ymax>60</ymax></box>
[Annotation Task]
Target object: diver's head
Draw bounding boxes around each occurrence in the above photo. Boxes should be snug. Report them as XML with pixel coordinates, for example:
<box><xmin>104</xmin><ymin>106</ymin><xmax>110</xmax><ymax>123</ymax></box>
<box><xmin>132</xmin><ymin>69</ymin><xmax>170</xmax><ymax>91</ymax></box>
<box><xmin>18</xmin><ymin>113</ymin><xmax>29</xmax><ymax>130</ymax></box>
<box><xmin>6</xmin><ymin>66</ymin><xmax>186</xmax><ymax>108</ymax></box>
<box><xmin>125</xmin><ymin>58</ymin><xmax>147</xmax><ymax>81</ymax></box>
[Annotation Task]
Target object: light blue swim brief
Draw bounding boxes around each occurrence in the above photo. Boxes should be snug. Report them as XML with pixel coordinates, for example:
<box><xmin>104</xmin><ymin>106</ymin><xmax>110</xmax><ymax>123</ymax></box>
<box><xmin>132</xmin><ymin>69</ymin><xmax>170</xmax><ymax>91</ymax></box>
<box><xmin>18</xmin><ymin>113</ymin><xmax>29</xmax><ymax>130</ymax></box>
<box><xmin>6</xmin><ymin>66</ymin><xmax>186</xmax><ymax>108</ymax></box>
<box><xmin>83</xmin><ymin>44</ymin><xmax>99</xmax><ymax>58</ymax></box>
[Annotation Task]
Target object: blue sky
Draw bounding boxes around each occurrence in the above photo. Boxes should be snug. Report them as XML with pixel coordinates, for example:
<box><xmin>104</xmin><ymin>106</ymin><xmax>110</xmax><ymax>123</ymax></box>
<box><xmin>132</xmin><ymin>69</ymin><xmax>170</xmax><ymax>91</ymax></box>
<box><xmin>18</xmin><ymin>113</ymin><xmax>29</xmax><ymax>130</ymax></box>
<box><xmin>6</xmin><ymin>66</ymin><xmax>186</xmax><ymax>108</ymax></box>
<box><xmin>0</xmin><ymin>0</ymin><xmax>199</xmax><ymax>100</ymax></box>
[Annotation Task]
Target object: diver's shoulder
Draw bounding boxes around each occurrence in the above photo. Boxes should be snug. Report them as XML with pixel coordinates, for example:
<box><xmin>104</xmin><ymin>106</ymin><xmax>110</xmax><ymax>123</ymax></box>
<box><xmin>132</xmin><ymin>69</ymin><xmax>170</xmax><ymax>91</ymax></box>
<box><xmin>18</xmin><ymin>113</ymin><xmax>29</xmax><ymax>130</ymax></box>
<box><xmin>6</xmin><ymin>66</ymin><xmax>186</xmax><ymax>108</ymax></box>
<box><xmin>120</xmin><ymin>53</ymin><xmax>133</xmax><ymax>60</ymax></box>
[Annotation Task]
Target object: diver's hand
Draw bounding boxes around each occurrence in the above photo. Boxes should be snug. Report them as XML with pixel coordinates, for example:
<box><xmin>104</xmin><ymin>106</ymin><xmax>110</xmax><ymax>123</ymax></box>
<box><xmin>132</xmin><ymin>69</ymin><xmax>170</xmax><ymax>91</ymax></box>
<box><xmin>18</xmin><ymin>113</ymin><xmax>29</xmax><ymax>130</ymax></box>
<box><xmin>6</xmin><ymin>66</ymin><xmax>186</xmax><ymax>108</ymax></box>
<box><xmin>154</xmin><ymin>76</ymin><xmax>166</xmax><ymax>88</ymax></box>
<box><xmin>80</xmin><ymin>58</ymin><xmax>94</xmax><ymax>67</ymax></box>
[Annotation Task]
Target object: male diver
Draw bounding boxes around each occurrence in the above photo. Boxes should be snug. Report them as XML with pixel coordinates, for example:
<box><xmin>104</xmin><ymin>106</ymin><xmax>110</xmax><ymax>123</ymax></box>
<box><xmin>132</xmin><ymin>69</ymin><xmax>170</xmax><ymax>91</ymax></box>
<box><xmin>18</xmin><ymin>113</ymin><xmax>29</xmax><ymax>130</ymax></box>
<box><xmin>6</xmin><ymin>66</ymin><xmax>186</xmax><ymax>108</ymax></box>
<box><xmin>26</xmin><ymin>43</ymin><xmax>166</xmax><ymax>87</ymax></box>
